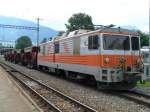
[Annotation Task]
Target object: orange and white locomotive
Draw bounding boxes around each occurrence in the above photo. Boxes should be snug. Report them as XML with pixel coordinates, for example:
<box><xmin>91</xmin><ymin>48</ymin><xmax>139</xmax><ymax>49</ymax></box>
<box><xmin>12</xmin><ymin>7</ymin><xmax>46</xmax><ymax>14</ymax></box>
<box><xmin>38</xmin><ymin>28</ymin><xmax>142</xmax><ymax>89</ymax></box>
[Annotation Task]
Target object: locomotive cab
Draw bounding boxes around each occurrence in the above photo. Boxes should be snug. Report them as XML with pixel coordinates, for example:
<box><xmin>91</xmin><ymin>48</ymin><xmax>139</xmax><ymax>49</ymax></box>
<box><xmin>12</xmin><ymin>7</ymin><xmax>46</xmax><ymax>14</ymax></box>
<box><xmin>98</xmin><ymin>31</ymin><xmax>142</xmax><ymax>89</ymax></box>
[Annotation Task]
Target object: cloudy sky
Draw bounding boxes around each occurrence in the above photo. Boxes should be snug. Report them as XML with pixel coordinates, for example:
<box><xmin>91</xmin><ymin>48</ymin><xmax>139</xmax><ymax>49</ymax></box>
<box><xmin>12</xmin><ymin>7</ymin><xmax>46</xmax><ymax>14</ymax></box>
<box><xmin>0</xmin><ymin>0</ymin><xmax>149</xmax><ymax>32</ymax></box>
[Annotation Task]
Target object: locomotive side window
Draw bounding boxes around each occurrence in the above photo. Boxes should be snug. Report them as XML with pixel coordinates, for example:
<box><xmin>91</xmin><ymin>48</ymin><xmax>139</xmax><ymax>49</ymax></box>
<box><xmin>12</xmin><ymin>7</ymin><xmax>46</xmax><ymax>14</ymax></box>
<box><xmin>55</xmin><ymin>43</ymin><xmax>59</xmax><ymax>53</ymax></box>
<box><xmin>131</xmin><ymin>37</ymin><xmax>139</xmax><ymax>50</ymax></box>
<box><xmin>103</xmin><ymin>34</ymin><xmax>130</xmax><ymax>50</ymax></box>
<box><xmin>88</xmin><ymin>35</ymin><xmax>99</xmax><ymax>49</ymax></box>
<box><xmin>42</xmin><ymin>45</ymin><xmax>46</xmax><ymax>55</ymax></box>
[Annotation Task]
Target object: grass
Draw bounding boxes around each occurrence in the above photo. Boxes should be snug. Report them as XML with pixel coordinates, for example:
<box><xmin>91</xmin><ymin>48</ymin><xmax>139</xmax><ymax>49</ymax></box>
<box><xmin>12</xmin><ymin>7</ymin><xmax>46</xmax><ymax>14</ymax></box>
<box><xmin>136</xmin><ymin>81</ymin><xmax>150</xmax><ymax>87</ymax></box>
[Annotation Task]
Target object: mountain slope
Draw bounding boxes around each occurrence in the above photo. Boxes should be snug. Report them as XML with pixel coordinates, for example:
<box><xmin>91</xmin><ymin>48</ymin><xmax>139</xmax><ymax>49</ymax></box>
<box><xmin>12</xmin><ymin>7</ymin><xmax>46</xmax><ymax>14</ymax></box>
<box><xmin>0</xmin><ymin>16</ymin><xmax>58</xmax><ymax>45</ymax></box>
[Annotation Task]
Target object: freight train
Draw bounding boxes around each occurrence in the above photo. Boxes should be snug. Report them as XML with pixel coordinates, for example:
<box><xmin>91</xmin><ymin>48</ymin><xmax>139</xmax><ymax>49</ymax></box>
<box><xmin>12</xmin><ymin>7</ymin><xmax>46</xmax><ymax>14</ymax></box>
<box><xmin>4</xmin><ymin>28</ymin><xmax>143</xmax><ymax>90</ymax></box>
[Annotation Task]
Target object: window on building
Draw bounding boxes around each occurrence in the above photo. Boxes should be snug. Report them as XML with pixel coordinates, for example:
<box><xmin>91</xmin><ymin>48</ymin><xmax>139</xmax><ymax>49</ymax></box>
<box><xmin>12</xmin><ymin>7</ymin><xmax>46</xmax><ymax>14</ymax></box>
<box><xmin>88</xmin><ymin>35</ymin><xmax>99</xmax><ymax>49</ymax></box>
<box><xmin>55</xmin><ymin>43</ymin><xmax>59</xmax><ymax>53</ymax></box>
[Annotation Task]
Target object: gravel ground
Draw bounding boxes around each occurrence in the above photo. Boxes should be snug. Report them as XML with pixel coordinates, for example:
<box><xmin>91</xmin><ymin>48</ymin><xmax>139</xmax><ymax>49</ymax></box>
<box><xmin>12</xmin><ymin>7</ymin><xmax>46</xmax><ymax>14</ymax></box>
<box><xmin>4</xmin><ymin>61</ymin><xmax>150</xmax><ymax>112</ymax></box>
<box><xmin>15</xmin><ymin>72</ymin><xmax>87</xmax><ymax>112</ymax></box>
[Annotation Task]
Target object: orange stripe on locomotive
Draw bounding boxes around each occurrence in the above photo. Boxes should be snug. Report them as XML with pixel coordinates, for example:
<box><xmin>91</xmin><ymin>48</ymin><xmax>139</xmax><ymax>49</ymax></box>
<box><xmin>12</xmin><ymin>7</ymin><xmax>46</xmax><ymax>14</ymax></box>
<box><xmin>38</xmin><ymin>54</ymin><xmax>139</xmax><ymax>67</ymax></box>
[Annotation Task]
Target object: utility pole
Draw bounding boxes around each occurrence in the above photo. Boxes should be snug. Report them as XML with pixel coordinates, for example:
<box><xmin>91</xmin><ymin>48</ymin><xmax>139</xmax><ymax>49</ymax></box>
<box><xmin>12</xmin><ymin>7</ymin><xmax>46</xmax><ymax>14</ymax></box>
<box><xmin>149</xmin><ymin>0</ymin><xmax>150</xmax><ymax>76</ymax></box>
<box><xmin>37</xmin><ymin>18</ymin><xmax>40</xmax><ymax>47</ymax></box>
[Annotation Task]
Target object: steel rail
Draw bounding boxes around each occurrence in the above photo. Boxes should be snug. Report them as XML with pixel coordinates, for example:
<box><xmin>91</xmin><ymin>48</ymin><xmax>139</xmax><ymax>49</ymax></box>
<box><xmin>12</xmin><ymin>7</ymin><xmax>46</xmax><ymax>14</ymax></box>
<box><xmin>128</xmin><ymin>89</ymin><xmax>150</xmax><ymax>99</ymax></box>
<box><xmin>112</xmin><ymin>91</ymin><xmax>150</xmax><ymax>109</ymax></box>
<box><xmin>0</xmin><ymin>61</ymin><xmax>97</xmax><ymax>112</ymax></box>
<box><xmin>0</xmin><ymin>63</ymin><xmax>62</xmax><ymax>112</ymax></box>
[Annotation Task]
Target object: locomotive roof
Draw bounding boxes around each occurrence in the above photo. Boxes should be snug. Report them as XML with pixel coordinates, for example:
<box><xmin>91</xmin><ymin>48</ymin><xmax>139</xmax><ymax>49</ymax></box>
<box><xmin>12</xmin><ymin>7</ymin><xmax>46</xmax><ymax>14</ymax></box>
<box><xmin>96</xmin><ymin>27</ymin><xmax>139</xmax><ymax>35</ymax></box>
<box><xmin>39</xmin><ymin>28</ymin><xmax>139</xmax><ymax>45</ymax></box>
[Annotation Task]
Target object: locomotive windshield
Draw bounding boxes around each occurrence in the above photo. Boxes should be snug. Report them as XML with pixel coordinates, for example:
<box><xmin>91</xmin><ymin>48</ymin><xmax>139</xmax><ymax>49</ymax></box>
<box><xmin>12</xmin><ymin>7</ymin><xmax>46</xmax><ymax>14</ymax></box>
<box><xmin>103</xmin><ymin>34</ymin><xmax>130</xmax><ymax>50</ymax></box>
<box><xmin>131</xmin><ymin>37</ymin><xmax>139</xmax><ymax>50</ymax></box>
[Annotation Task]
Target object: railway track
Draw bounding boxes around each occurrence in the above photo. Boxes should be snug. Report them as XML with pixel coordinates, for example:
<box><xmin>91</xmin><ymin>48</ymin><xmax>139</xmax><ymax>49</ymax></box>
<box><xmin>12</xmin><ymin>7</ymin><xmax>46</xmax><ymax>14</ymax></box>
<box><xmin>112</xmin><ymin>90</ymin><xmax>150</xmax><ymax>109</ymax></box>
<box><xmin>1</xmin><ymin>60</ymin><xmax>150</xmax><ymax>111</ymax></box>
<box><xmin>0</xmin><ymin>62</ymin><xmax>97</xmax><ymax>112</ymax></box>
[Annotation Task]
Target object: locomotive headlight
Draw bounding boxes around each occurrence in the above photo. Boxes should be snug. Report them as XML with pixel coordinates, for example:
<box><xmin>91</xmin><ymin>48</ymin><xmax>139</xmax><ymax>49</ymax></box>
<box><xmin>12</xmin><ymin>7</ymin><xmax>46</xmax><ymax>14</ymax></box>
<box><xmin>104</xmin><ymin>58</ymin><xmax>109</xmax><ymax>64</ymax></box>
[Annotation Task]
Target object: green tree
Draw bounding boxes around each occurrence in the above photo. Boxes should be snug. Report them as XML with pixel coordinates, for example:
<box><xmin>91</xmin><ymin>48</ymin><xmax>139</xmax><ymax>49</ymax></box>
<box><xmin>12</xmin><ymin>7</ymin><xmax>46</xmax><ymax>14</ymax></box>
<box><xmin>138</xmin><ymin>30</ymin><xmax>149</xmax><ymax>47</ymax></box>
<box><xmin>65</xmin><ymin>13</ymin><xmax>94</xmax><ymax>31</ymax></box>
<box><xmin>15</xmin><ymin>36</ymin><xmax>32</xmax><ymax>49</ymax></box>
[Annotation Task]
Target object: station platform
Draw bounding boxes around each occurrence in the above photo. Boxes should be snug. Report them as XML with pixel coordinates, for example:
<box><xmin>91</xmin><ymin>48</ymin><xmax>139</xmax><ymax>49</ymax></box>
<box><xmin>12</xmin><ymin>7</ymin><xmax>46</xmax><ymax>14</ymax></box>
<box><xmin>0</xmin><ymin>66</ymin><xmax>40</xmax><ymax>112</ymax></box>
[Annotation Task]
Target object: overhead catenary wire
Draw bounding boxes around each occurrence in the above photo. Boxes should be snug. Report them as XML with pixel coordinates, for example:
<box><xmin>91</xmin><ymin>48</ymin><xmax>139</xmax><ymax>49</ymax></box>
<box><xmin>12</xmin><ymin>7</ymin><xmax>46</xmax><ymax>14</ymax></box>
<box><xmin>0</xmin><ymin>24</ymin><xmax>37</xmax><ymax>30</ymax></box>
<box><xmin>0</xmin><ymin>18</ymin><xmax>41</xmax><ymax>49</ymax></box>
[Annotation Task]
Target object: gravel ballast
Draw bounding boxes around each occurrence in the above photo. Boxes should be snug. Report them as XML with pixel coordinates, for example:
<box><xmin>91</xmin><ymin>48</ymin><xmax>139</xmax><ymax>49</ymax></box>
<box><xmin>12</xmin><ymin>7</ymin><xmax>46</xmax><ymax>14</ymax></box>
<box><xmin>4</xmin><ymin>61</ymin><xmax>150</xmax><ymax>112</ymax></box>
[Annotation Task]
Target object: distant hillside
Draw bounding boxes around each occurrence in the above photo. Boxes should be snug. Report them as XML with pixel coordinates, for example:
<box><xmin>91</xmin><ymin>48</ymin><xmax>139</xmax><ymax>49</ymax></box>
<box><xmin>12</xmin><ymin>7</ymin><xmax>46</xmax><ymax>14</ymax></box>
<box><xmin>0</xmin><ymin>16</ymin><xmax>58</xmax><ymax>45</ymax></box>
